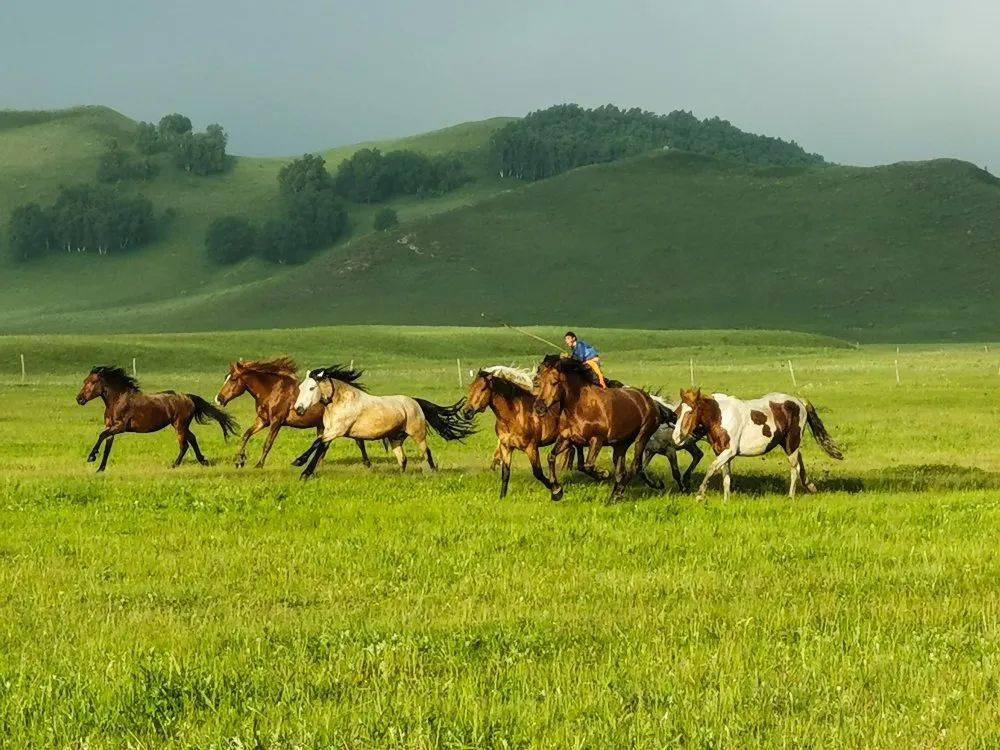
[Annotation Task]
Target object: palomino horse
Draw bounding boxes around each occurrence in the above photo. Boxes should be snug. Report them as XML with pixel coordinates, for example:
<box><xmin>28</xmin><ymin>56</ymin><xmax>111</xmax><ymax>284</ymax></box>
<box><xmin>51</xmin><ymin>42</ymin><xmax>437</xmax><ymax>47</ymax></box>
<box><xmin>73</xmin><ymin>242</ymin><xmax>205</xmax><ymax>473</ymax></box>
<box><xmin>464</xmin><ymin>365</ymin><xmax>585</xmax><ymax>499</ymax></box>
<box><xmin>76</xmin><ymin>365</ymin><xmax>238</xmax><ymax>471</ymax></box>
<box><xmin>215</xmin><ymin>357</ymin><xmax>375</xmax><ymax>469</ymax></box>
<box><xmin>292</xmin><ymin>365</ymin><xmax>476</xmax><ymax>478</ymax></box>
<box><xmin>642</xmin><ymin>395</ymin><xmax>705</xmax><ymax>492</ymax></box>
<box><xmin>673</xmin><ymin>388</ymin><xmax>844</xmax><ymax>500</ymax></box>
<box><xmin>534</xmin><ymin>355</ymin><xmax>665</xmax><ymax>501</ymax></box>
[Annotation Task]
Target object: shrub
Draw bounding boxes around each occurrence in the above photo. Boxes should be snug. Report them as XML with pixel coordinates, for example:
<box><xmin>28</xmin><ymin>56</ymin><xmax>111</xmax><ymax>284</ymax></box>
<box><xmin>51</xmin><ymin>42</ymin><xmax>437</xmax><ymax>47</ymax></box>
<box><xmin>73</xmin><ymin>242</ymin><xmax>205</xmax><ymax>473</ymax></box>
<box><xmin>205</xmin><ymin>216</ymin><xmax>256</xmax><ymax>265</ymax></box>
<box><xmin>373</xmin><ymin>207</ymin><xmax>398</xmax><ymax>231</ymax></box>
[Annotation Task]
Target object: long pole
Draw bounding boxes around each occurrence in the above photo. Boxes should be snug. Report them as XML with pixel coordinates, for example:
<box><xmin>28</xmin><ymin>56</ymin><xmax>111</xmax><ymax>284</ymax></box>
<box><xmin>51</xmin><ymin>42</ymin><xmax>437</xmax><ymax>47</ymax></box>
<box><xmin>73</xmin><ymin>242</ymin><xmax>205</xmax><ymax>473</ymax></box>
<box><xmin>689</xmin><ymin>357</ymin><xmax>694</xmax><ymax>387</ymax></box>
<box><xmin>480</xmin><ymin>313</ymin><xmax>563</xmax><ymax>351</ymax></box>
<box><xmin>788</xmin><ymin>360</ymin><xmax>797</xmax><ymax>388</ymax></box>
<box><xmin>456</xmin><ymin>358</ymin><xmax>463</xmax><ymax>387</ymax></box>
<box><xmin>20</xmin><ymin>354</ymin><xmax>26</xmax><ymax>384</ymax></box>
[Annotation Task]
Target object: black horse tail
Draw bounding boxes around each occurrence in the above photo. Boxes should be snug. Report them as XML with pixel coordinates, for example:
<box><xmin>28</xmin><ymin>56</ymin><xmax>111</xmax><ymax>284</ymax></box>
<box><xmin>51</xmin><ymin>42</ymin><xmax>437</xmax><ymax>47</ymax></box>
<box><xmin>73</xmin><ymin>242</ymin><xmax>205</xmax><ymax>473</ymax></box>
<box><xmin>415</xmin><ymin>397</ymin><xmax>477</xmax><ymax>441</ymax></box>
<box><xmin>804</xmin><ymin>401</ymin><xmax>843</xmax><ymax>460</ymax></box>
<box><xmin>189</xmin><ymin>394</ymin><xmax>240</xmax><ymax>440</ymax></box>
<box><xmin>649</xmin><ymin>394</ymin><xmax>677</xmax><ymax>426</ymax></box>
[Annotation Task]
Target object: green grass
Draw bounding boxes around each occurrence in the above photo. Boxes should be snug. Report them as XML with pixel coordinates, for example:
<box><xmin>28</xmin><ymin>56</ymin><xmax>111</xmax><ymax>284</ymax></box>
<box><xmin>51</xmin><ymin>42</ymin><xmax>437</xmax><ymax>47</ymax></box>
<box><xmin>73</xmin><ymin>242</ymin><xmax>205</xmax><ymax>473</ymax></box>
<box><xmin>3</xmin><ymin>107</ymin><xmax>999</xmax><ymax>342</ymax></box>
<box><xmin>1</xmin><ymin>325</ymin><xmax>999</xmax><ymax>747</ymax></box>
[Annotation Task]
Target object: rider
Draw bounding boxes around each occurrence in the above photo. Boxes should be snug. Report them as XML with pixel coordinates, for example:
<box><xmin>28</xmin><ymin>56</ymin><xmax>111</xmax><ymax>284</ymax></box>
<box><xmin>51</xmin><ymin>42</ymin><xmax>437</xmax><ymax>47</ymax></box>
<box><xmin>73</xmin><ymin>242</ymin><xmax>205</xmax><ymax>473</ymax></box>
<box><xmin>564</xmin><ymin>331</ymin><xmax>607</xmax><ymax>389</ymax></box>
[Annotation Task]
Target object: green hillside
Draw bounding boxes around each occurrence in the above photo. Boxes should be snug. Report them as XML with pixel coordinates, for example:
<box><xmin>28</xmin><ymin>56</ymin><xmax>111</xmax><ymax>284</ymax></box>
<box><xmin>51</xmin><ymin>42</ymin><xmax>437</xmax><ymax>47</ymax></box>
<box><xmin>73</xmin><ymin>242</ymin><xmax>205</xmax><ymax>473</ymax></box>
<box><xmin>2</xmin><ymin>108</ymin><xmax>998</xmax><ymax>341</ymax></box>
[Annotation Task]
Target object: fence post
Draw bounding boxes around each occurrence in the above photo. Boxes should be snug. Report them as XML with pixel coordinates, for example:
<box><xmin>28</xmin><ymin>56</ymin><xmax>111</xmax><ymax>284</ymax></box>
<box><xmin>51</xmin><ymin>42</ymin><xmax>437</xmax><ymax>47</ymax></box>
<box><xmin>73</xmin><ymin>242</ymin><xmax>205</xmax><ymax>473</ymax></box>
<box><xmin>457</xmin><ymin>358</ymin><xmax>463</xmax><ymax>388</ymax></box>
<box><xmin>689</xmin><ymin>357</ymin><xmax>694</xmax><ymax>387</ymax></box>
<box><xmin>787</xmin><ymin>360</ymin><xmax>797</xmax><ymax>388</ymax></box>
<box><xmin>132</xmin><ymin>357</ymin><xmax>137</xmax><ymax>378</ymax></box>
<box><xmin>895</xmin><ymin>347</ymin><xmax>901</xmax><ymax>385</ymax></box>
<box><xmin>20</xmin><ymin>354</ymin><xmax>26</xmax><ymax>384</ymax></box>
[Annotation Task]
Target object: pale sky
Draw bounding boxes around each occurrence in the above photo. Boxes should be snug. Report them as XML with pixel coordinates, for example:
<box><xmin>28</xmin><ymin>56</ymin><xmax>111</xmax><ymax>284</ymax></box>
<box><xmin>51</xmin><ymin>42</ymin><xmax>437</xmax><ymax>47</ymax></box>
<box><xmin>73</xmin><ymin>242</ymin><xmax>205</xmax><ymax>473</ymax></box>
<box><xmin>3</xmin><ymin>0</ymin><xmax>998</xmax><ymax>167</ymax></box>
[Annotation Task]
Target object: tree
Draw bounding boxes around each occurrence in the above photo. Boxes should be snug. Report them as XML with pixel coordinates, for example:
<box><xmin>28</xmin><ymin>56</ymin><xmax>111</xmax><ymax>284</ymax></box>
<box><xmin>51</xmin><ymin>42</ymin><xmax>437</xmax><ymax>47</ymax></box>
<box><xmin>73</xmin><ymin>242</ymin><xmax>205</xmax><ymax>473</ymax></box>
<box><xmin>135</xmin><ymin>122</ymin><xmax>162</xmax><ymax>154</ymax></box>
<box><xmin>205</xmin><ymin>216</ymin><xmax>256</xmax><ymax>265</ymax></box>
<box><xmin>278</xmin><ymin>153</ymin><xmax>333</xmax><ymax>197</ymax></box>
<box><xmin>97</xmin><ymin>139</ymin><xmax>156</xmax><ymax>182</ymax></box>
<box><xmin>47</xmin><ymin>184</ymin><xmax>154</xmax><ymax>254</ymax></box>
<box><xmin>7</xmin><ymin>203</ymin><xmax>52</xmax><ymax>262</ymax></box>
<box><xmin>257</xmin><ymin>218</ymin><xmax>311</xmax><ymax>264</ymax></box>
<box><xmin>373</xmin><ymin>207</ymin><xmax>398</xmax><ymax>231</ymax></box>
<box><xmin>172</xmin><ymin>124</ymin><xmax>228</xmax><ymax>175</ymax></box>
<box><xmin>284</xmin><ymin>189</ymin><xmax>348</xmax><ymax>249</ymax></box>
<box><xmin>158</xmin><ymin>113</ymin><xmax>192</xmax><ymax>139</ymax></box>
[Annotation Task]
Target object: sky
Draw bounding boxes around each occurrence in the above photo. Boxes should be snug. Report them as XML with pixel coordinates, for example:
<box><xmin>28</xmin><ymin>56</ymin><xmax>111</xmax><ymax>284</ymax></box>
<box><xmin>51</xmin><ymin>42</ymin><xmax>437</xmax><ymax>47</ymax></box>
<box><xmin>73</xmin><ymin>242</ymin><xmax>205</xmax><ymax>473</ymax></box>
<box><xmin>3</xmin><ymin>0</ymin><xmax>998</xmax><ymax>167</ymax></box>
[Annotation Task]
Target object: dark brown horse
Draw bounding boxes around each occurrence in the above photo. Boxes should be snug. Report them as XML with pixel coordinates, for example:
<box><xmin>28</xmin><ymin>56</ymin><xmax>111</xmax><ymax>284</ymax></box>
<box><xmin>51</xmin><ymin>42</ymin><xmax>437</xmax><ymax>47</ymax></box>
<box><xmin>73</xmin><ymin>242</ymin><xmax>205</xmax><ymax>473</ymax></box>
<box><xmin>463</xmin><ymin>366</ymin><xmax>587</xmax><ymax>499</ymax></box>
<box><xmin>534</xmin><ymin>355</ymin><xmax>665</xmax><ymax>500</ymax></box>
<box><xmin>215</xmin><ymin>358</ymin><xmax>374</xmax><ymax>469</ymax></box>
<box><xmin>76</xmin><ymin>365</ymin><xmax>238</xmax><ymax>471</ymax></box>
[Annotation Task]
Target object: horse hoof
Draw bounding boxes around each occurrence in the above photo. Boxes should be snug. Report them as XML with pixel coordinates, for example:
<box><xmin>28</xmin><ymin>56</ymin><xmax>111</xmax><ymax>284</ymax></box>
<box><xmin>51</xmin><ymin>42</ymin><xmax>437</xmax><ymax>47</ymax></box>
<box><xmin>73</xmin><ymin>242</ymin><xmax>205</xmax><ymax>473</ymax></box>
<box><xmin>86</xmin><ymin>454</ymin><xmax>97</xmax><ymax>463</ymax></box>
<box><xmin>291</xmin><ymin>458</ymin><xmax>306</xmax><ymax>467</ymax></box>
<box><xmin>807</xmin><ymin>483</ymin><xmax>818</xmax><ymax>494</ymax></box>
<box><xmin>551</xmin><ymin>487</ymin><xmax>564</xmax><ymax>502</ymax></box>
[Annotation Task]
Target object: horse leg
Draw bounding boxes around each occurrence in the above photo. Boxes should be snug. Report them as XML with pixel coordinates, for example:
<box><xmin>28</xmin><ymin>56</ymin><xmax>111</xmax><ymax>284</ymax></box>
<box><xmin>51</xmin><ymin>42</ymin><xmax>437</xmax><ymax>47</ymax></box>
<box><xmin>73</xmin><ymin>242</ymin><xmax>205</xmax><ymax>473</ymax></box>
<box><xmin>498</xmin><ymin>443</ymin><xmax>513</xmax><ymax>499</ymax></box>
<box><xmin>633</xmin><ymin>431</ymin><xmax>665</xmax><ymax>491</ymax></box>
<box><xmin>491</xmin><ymin>440</ymin><xmax>502</xmax><ymax>470</ymax></box>
<box><xmin>235</xmin><ymin>417</ymin><xmax>265</xmax><ymax>468</ymax></box>
<box><xmin>389</xmin><ymin>437</ymin><xmax>408</xmax><ymax>472</ymax></box>
<box><xmin>525</xmin><ymin>442</ymin><xmax>554</xmax><ymax>495</ymax></box>
<box><xmin>695</xmin><ymin>449</ymin><xmax>735</xmax><ymax>501</ymax></box>
<box><xmin>417</xmin><ymin>437</ymin><xmax>437</xmax><ymax>471</ymax></box>
<box><xmin>96</xmin><ymin>436</ymin><xmax>115</xmax><ymax>472</ymax></box>
<box><xmin>187</xmin><ymin>430</ymin><xmax>208</xmax><ymax>465</ymax></box>
<box><xmin>171</xmin><ymin>426</ymin><xmax>190</xmax><ymax>468</ymax></box>
<box><xmin>798</xmin><ymin>453</ymin><xmax>818</xmax><ymax>494</ymax></box>
<box><xmin>785</xmin><ymin>448</ymin><xmax>802</xmax><ymax>499</ymax></box>
<box><xmin>87</xmin><ymin>422</ymin><xmax>123</xmax><ymax>463</ymax></box>
<box><xmin>609</xmin><ymin>444</ymin><xmax>629</xmax><ymax>500</ymax></box>
<box><xmin>662</xmin><ymin>447</ymin><xmax>684</xmax><ymax>491</ymax></box>
<box><xmin>291</xmin><ymin>437</ymin><xmax>323</xmax><ymax>467</ymax></box>
<box><xmin>722</xmin><ymin>461</ymin><xmax>733</xmax><ymax>501</ymax></box>
<box><xmin>255</xmin><ymin>423</ymin><xmax>283</xmax><ymax>468</ymax></box>
<box><xmin>546</xmin><ymin>438</ymin><xmax>571</xmax><ymax>501</ymax></box>
<box><xmin>681</xmin><ymin>444</ymin><xmax>704</xmax><ymax>492</ymax></box>
<box><xmin>582</xmin><ymin>437</ymin><xmax>608</xmax><ymax>481</ymax></box>
<box><xmin>300</xmin><ymin>440</ymin><xmax>330</xmax><ymax>479</ymax></box>
<box><xmin>356</xmin><ymin>439</ymin><xmax>372</xmax><ymax>469</ymax></box>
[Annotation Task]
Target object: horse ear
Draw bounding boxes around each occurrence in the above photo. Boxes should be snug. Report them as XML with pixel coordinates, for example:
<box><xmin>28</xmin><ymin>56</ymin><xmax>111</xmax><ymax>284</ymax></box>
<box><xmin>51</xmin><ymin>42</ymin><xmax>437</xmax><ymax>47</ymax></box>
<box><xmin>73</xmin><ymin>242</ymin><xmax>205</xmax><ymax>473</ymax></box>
<box><xmin>679</xmin><ymin>388</ymin><xmax>685</xmax><ymax>401</ymax></box>
<box><xmin>695</xmin><ymin>387</ymin><xmax>702</xmax><ymax>398</ymax></box>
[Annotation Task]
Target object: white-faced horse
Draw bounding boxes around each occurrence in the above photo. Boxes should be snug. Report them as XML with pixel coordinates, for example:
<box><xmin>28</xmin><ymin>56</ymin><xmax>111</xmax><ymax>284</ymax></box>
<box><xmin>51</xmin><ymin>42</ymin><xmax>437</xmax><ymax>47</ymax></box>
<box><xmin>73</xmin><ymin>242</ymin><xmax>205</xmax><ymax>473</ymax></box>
<box><xmin>673</xmin><ymin>388</ymin><xmax>843</xmax><ymax>500</ymax></box>
<box><xmin>642</xmin><ymin>395</ymin><xmax>705</xmax><ymax>492</ymax></box>
<box><xmin>292</xmin><ymin>365</ymin><xmax>475</xmax><ymax>478</ymax></box>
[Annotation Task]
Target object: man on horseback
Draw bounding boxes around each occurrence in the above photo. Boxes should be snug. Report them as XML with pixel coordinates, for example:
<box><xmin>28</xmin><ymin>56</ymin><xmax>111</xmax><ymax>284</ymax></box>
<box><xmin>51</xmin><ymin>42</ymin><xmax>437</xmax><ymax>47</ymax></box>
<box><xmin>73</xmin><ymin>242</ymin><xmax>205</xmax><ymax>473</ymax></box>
<box><xmin>564</xmin><ymin>331</ymin><xmax>607</xmax><ymax>388</ymax></box>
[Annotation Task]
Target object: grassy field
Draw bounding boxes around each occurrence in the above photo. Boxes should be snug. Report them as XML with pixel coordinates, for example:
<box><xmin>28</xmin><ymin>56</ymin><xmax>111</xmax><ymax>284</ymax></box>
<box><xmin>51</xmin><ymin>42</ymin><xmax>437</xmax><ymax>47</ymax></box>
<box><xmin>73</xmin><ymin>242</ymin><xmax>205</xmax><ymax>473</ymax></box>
<box><xmin>1</xmin><ymin>325</ymin><xmax>999</xmax><ymax>748</ymax></box>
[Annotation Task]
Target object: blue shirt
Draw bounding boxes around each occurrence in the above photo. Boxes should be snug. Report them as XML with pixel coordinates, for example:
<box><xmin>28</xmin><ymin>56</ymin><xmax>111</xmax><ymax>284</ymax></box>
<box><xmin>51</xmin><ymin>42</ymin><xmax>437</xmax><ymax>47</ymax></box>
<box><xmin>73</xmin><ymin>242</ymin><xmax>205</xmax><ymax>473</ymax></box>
<box><xmin>571</xmin><ymin>339</ymin><xmax>599</xmax><ymax>361</ymax></box>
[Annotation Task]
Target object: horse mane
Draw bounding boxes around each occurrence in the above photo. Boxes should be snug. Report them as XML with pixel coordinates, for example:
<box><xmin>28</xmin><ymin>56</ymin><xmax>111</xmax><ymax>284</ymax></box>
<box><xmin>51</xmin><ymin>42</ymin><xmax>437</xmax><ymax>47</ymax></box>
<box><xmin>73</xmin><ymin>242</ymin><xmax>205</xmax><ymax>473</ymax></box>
<box><xmin>90</xmin><ymin>365</ymin><xmax>139</xmax><ymax>392</ymax></box>
<box><xmin>538</xmin><ymin>354</ymin><xmax>623</xmax><ymax>388</ymax></box>
<box><xmin>308</xmin><ymin>364</ymin><xmax>367</xmax><ymax>391</ymax></box>
<box><xmin>239</xmin><ymin>357</ymin><xmax>298</xmax><ymax>377</ymax></box>
<box><xmin>480</xmin><ymin>365</ymin><xmax>536</xmax><ymax>396</ymax></box>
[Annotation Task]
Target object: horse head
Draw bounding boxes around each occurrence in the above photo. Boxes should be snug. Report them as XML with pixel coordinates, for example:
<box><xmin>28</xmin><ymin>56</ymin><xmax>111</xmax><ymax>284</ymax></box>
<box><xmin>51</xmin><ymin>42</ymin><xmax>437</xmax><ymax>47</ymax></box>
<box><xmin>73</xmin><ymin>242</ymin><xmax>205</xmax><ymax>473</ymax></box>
<box><xmin>216</xmin><ymin>361</ymin><xmax>248</xmax><ymax>406</ymax></box>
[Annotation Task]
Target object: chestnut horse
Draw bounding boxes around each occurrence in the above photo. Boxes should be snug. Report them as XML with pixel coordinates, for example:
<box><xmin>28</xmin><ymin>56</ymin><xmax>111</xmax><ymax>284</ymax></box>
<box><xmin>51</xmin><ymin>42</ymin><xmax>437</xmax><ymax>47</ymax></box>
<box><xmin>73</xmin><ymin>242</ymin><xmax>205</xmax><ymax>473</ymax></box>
<box><xmin>673</xmin><ymin>388</ymin><xmax>844</xmax><ymax>500</ymax></box>
<box><xmin>215</xmin><ymin>358</ymin><xmax>374</xmax><ymax>469</ymax></box>
<box><xmin>76</xmin><ymin>365</ymin><xmax>238</xmax><ymax>471</ymax></box>
<box><xmin>463</xmin><ymin>366</ymin><xmax>585</xmax><ymax>499</ymax></box>
<box><xmin>534</xmin><ymin>355</ymin><xmax>666</xmax><ymax>501</ymax></box>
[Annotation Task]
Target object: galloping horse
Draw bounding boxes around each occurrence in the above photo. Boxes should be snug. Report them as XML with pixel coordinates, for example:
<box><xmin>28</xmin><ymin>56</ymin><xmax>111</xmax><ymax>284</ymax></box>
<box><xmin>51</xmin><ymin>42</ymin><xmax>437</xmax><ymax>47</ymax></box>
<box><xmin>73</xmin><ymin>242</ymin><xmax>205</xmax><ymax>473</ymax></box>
<box><xmin>76</xmin><ymin>365</ymin><xmax>238</xmax><ymax>471</ymax></box>
<box><xmin>292</xmin><ymin>365</ymin><xmax>476</xmax><ymax>478</ymax></box>
<box><xmin>534</xmin><ymin>355</ymin><xmax>665</xmax><ymax>500</ymax></box>
<box><xmin>642</xmin><ymin>395</ymin><xmax>705</xmax><ymax>492</ymax></box>
<box><xmin>215</xmin><ymin>357</ymin><xmax>375</xmax><ymax>469</ymax></box>
<box><xmin>464</xmin><ymin>365</ymin><xmax>585</xmax><ymax>499</ymax></box>
<box><xmin>673</xmin><ymin>388</ymin><xmax>844</xmax><ymax>500</ymax></box>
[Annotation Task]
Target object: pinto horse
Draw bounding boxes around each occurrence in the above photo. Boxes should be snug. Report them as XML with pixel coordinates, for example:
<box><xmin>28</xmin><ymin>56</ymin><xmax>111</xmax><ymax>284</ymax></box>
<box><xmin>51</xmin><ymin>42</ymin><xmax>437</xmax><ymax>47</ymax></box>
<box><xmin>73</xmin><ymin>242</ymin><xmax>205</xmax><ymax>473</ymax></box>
<box><xmin>292</xmin><ymin>365</ymin><xmax>476</xmax><ymax>478</ymax></box>
<box><xmin>463</xmin><ymin>366</ymin><xmax>585</xmax><ymax>499</ymax></box>
<box><xmin>76</xmin><ymin>365</ymin><xmax>238</xmax><ymax>471</ymax></box>
<box><xmin>534</xmin><ymin>355</ymin><xmax>665</xmax><ymax>501</ymax></box>
<box><xmin>673</xmin><ymin>388</ymin><xmax>844</xmax><ymax>500</ymax></box>
<box><xmin>215</xmin><ymin>358</ymin><xmax>374</xmax><ymax>469</ymax></box>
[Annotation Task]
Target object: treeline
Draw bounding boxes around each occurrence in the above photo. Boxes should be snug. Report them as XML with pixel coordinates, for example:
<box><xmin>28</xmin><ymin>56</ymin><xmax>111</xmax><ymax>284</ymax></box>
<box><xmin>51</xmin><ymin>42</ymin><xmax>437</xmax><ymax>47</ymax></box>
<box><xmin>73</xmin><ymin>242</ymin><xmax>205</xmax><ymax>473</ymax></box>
<box><xmin>206</xmin><ymin>154</ymin><xmax>348</xmax><ymax>265</ymax></box>
<box><xmin>332</xmin><ymin>148</ymin><xmax>469</xmax><ymax>202</ymax></box>
<box><xmin>490</xmin><ymin>104</ymin><xmax>825</xmax><ymax>180</ymax></box>
<box><xmin>135</xmin><ymin>114</ymin><xmax>229</xmax><ymax>175</ymax></box>
<box><xmin>7</xmin><ymin>185</ymin><xmax>154</xmax><ymax>261</ymax></box>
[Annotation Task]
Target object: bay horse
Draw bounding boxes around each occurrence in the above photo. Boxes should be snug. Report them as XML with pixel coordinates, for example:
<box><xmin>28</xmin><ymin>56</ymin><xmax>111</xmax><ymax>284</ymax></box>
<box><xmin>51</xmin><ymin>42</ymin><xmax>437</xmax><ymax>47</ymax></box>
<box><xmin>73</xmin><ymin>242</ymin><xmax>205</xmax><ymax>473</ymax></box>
<box><xmin>215</xmin><ymin>357</ymin><xmax>375</xmax><ymax>469</ymax></box>
<box><xmin>76</xmin><ymin>365</ymin><xmax>238</xmax><ymax>471</ymax></box>
<box><xmin>673</xmin><ymin>388</ymin><xmax>844</xmax><ymax>500</ymax></box>
<box><xmin>463</xmin><ymin>365</ymin><xmax>586</xmax><ymax>499</ymax></box>
<box><xmin>292</xmin><ymin>365</ymin><xmax>476</xmax><ymax>478</ymax></box>
<box><xmin>534</xmin><ymin>355</ymin><xmax>666</xmax><ymax>501</ymax></box>
<box><xmin>642</xmin><ymin>395</ymin><xmax>705</xmax><ymax>492</ymax></box>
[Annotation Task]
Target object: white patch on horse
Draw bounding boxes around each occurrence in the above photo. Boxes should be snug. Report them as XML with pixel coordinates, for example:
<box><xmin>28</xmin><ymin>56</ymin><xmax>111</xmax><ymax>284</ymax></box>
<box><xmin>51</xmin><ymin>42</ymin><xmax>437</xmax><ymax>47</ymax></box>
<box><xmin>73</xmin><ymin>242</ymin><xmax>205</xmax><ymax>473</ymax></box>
<box><xmin>673</xmin><ymin>404</ymin><xmax>692</xmax><ymax>444</ymax></box>
<box><xmin>482</xmin><ymin>365</ymin><xmax>536</xmax><ymax>392</ymax></box>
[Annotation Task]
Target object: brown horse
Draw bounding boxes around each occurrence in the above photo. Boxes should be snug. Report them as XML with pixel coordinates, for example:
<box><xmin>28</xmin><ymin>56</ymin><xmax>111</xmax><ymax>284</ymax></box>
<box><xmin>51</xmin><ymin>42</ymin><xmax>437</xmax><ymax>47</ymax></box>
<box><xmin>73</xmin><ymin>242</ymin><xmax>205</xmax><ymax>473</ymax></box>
<box><xmin>215</xmin><ymin>358</ymin><xmax>374</xmax><ymax>469</ymax></box>
<box><xmin>534</xmin><ymin>355</ymin><xmax>666</xmax><ymax>500</ymax></box>
<box><xmin>463</xmin><ymin>366</ymin><xmax>586</xmax><ymax>499</ymax></box>
<box><xmin>76</xmin><ymin>365</ymin><xmax>238</xmax><ymax>471</ymax></box>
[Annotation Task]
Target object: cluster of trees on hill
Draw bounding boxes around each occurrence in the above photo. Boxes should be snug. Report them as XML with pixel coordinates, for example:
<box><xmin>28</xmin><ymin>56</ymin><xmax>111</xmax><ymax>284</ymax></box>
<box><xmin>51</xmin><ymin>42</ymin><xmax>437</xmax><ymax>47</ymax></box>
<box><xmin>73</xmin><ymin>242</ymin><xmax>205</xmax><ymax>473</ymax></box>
<box><xmin>7</xmin><ymin>185</ymin><xmax>155</xmax><ymax>261</ymax></box>
<box><xmin>205</xmin><ymin>154</ymin><xmax>348</xmax><ymax>265</ymax></box>
<box><xmin>97</xmin><ymin>139</ymin><xmax>157</xmax><ymax>182</ymax></box>
<box><xmin>135</xmin><ymin>113</ymin><xmax>229</xmax><ymax>175</ymax></box>
<box><xmin>333</xmin><ymin>148</ymin><xmax>469</xmax><ymax>202</ymax></box>
<box><xmin>490</xmin><ymin>104</ymin><xmax>825</xmax><ymax>180</ymax></box>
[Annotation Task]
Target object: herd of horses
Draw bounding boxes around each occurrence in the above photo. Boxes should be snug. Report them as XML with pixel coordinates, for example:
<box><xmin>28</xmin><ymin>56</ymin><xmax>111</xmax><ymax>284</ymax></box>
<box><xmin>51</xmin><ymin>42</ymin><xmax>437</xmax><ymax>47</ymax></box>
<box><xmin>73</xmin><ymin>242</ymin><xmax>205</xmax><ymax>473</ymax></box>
<box><xmin>76</xmin><ymin>355</ymin><xmax>844</xmax><ymax>501</ymax></box>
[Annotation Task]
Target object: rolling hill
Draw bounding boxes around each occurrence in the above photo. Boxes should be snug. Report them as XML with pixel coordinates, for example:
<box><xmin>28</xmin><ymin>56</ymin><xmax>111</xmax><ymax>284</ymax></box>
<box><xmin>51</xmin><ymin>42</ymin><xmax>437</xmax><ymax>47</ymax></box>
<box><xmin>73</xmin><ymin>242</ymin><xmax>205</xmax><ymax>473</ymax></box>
<box><xmin>1</xmin><ymin>107</ymin><xmax>998</xmax><ymax>341</ymax></box>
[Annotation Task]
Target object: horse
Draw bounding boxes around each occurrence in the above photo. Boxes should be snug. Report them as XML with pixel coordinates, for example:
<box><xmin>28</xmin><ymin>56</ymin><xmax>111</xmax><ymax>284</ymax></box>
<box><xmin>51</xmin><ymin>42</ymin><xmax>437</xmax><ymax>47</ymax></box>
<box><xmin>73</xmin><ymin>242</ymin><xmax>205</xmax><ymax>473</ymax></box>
<box><xmin>215</xmin><ymin>357</ymin><xmax>375</xmax><ymax>469</ymax></box>
<box><xmin>76</xmin><ymin>365</ymin><xmax>238</xmax><ymax>472</ymax></box>
<box><xmin>642</xmin><ymin>395</ymin><xmax>705</xmax><ymax>492</ymax></box>
<box><xmin>463</xmin><ymin>365</ymin><xmax>587</xmax><ymax>499</ymax></box>
<box><xmin>673</xmin><ymin>388</ymin><xmax>844</xmax><ymax>500</ymax></box>
<box><xmin>292</xmin><ymin>365</ymin><xmax>476</xmax><ymax>478</ymax></box>
<box><xmin>534</xmin><ymin>355</ymin><xmax>666</xmax><ymax>501</ymax></box>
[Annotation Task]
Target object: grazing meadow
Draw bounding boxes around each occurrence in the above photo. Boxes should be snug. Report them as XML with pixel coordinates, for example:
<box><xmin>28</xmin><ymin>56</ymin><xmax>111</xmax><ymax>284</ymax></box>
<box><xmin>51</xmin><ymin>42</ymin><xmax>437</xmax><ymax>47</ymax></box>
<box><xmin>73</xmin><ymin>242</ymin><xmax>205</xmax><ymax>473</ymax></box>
<box><xmin>0</xmin><ymin>326</ymin><xmax>998</xmax><ymax>748</ymax></box>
